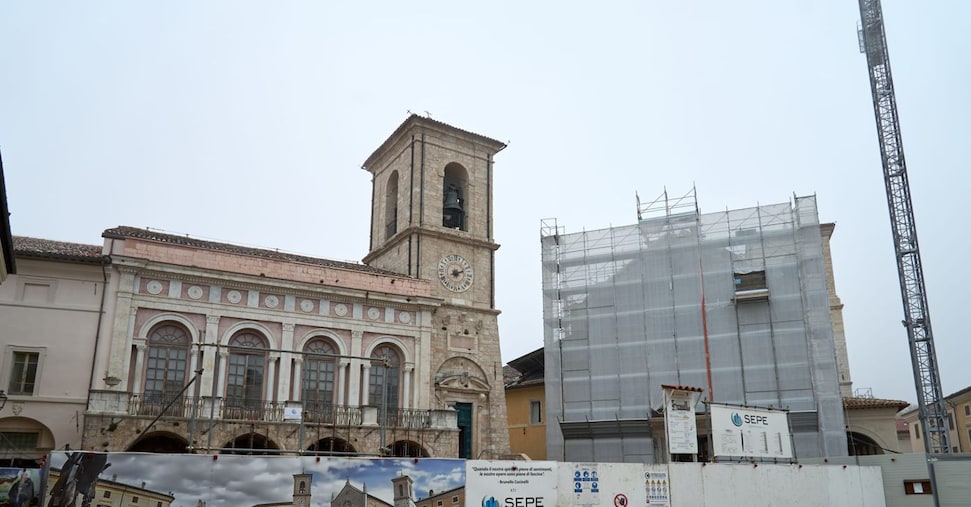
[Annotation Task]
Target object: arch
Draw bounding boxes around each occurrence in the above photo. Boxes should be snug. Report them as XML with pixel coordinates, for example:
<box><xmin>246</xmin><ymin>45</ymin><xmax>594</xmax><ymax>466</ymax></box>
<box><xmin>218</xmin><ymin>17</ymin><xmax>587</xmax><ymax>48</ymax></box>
<box><xmin>142</xmin><ymin>321</ymin><xmax>193</xmax><ymax>407</ymax></box>
<box><xmin>307</xmin><ymin>437</ymin><xmax>356</xmax><ymax>456</ymax></box>
<box><xmin>364</xmin><ymin>336</ymin><xmax>412</xmax><ymax>365</ymax></box>
<box><xmin>847</xmin><ymin>431</ymin><xmax>885</xmax><ymax>456</ymax></box>
<box><xmin>220</xmin><ymin>433</ymin><xmax>281</xmax><ymax>455</ymax></box>
<box><xmin>386</xmin><ymin>440</ymin><xmax>428</xmax><ymax>458</ymax></box>
<box><xmin>0</xmin><ymin>417</ymin><xmax>55</xmax><ymax>455</ymax></box>
<box><xmin>302</xmin><ymin>337</ymin><xmax>340</xmax><ymax>418</ymax></box>
<box><xmin>126</xmin><ymin>431</ymin><xmax>188</xmax><ymax>453</ymax></box>
<box><xmin>385</xmin><ymin>170</ymin><xmax>399</xmax><ymax>239</ymax></box>
<box><xmin>137</xmin><ymin>313</ymin><xmax>201</xmax><ymax>343</ymax></box>
<box><xmin>220</xmin><ymin>321</ymin><xmax>275</xmax><ymax>348</ymax></box>
<box><xmin>369</xmin><ymin>344</ymin><xmax>403</xmax><ymax>421</ymax></box>
<box><xmin>442</xmin><ymin>162</ymin><xmax>469</xmax><ymax>231</ymax></box>
<box><xmin>296</xmin><ymin>329</ymin><xmax>348</xmax><ymax>357</ymax></box>
<box><xmin>224</xmin><ymin>329</ymin><xmax>270</xmax><ymax>417</ymax></box>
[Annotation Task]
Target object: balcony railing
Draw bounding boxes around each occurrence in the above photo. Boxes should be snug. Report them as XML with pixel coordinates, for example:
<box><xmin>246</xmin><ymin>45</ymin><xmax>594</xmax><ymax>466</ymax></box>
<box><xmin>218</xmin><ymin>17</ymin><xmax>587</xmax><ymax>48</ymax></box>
<box><xmin>382</xmin><ymin>408</ymin><xmax>432</xmax><ymax>429</ymax></box>
<box><xmin>128</xmin><ymin>394</ymin><xmax>204</xmax><ymax>418</ymax></box>
<box><xmin>303</xmin><ymin>404</ymin><xmax>363</xmax><ymax>426</ymax></box>
<box><xmin>125</xmin><ymin>394</ymin><xmax>441</xmax><ymax>429</ymax></box>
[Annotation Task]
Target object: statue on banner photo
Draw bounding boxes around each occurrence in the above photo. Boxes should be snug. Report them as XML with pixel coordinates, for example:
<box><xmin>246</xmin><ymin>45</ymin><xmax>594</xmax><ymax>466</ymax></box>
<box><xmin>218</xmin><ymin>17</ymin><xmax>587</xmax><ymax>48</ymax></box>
<box><xmin>1</xmin><ymin>468</ymin><xmax>39</xmax><ymax>507</ymax></box>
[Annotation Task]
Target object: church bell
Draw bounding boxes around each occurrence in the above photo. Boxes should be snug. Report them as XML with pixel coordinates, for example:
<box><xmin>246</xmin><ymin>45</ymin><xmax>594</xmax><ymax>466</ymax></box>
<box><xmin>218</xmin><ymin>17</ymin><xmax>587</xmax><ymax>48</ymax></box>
<box><xmin>443</xmin><ymin>184</ymin><xmax>464</xmax><ymax>229</ymax></box>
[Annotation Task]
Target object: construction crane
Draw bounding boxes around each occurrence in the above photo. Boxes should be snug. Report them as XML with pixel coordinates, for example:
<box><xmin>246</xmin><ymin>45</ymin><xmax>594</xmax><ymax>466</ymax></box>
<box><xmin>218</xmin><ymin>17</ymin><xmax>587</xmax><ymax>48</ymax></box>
<box><xmin>856</xmin><ymin>0</ymin><xmax>951</xmax><ymax>456</ymax></box>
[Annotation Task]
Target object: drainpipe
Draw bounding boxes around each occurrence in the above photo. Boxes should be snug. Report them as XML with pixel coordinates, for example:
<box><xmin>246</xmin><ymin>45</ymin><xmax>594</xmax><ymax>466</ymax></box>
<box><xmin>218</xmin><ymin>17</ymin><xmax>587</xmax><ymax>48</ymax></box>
<box><xmin>85</xmin><ymin>242</ymin><xmax>111</xmax><ymax>415</ymax></box>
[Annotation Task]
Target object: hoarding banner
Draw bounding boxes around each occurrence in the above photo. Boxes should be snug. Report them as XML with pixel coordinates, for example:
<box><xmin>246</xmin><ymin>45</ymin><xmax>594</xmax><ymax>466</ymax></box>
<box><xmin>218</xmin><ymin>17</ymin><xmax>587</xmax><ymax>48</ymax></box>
<box><xmin>709</xmin><ymin>404</ymin><xmax>793</xmax><ymax>459</ymax></box>
<box><xmin>466</xmin><ymin>460</ymin><xmax>557</xmax><ymax>507</ymax></box>
<box><xmin>663</xmin><ymin>386</ymin><xmax>700</xmax><ymax>455</ymax></box>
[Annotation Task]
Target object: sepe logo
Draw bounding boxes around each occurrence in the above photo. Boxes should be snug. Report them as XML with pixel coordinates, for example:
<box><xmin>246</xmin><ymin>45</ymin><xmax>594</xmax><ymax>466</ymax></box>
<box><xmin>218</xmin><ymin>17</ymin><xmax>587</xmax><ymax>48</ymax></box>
<box><xmin>482</xmin><ymin>497</ymin><xmax>500</xmax><ymax>507</ymax></box>
<box><xmin>731</xmin><ymin>412</ymin><xmax>743</xmax><ymax>427</ymax></box>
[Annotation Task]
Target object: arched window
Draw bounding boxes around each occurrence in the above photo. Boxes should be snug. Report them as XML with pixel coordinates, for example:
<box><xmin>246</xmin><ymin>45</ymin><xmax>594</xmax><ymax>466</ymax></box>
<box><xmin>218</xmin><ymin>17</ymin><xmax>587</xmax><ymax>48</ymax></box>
<box><xmin>303</xmin><ymin>338</ymin><xmax>338</xmax><ymax>421</ymax></box>
<box><xmin>145</xmin><ymin>324</ymin><xmax>190</xmax><ymax>405</ymax></box>
<box><xmin>369</xmin><ymin>345</ymin><xmax>401</xmax><ymax>424</ymax></box>
<box><xmin>226</xmin><ymin>332</ymin><xmax>267</xmax><ymax>416</ymax></box>
<box><xmin>442</xmin><ymin>163</ymin><xmax>468</xmax><ymax>231</ymax></box>
<box><xmin>385</xmin><ymin>170</ymin><xmax>399</xmax><ymax>239</ymax></box>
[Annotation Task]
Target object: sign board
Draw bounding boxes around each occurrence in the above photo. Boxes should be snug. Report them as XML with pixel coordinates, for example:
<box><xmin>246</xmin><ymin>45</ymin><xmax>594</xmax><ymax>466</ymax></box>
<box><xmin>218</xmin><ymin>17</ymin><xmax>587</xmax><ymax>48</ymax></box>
<box><xmin>663</xmin><ymin>387</ymin><xmax>700</xmax><ymax>455</ymax></box>
<box><xmin>643</xmin><ymin>468</ymin><xmax>670</xmax><ymax>506</ymax></box>
<box><xmin>283</xmin><ymin>407</ymin><xmax>303</xmax><ymax>420</ymax></box>
<box><xmin>710</xmin><ymin>404</ymin><xmax>793</xmax><ymax>459</ymax></box>
<box><xmin>466</xmin><ymin>460</ymin><xmax>558</xmax><ymax>507</ymax></box>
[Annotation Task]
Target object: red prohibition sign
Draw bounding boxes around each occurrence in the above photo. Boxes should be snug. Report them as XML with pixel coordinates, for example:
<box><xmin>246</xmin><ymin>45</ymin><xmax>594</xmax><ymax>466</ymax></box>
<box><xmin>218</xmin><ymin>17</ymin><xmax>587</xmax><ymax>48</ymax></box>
<box><xmin>613</xmin><ymin>493</ymin><xmax>628</xmax><ymax>507</ymax></box>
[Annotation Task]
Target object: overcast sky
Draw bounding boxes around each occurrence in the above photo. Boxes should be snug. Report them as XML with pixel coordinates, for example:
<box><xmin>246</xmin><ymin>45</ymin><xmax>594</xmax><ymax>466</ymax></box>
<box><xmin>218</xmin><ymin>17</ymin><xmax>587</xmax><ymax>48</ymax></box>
<box><xmin>1</xmin><ymin>1</ymin><xmax>968</xmax><ymax>405</ymax></box>
<box><xmin>49</xmin><ymin>453</ymin><xmax>464</xmax><ymax>507</ymax></box>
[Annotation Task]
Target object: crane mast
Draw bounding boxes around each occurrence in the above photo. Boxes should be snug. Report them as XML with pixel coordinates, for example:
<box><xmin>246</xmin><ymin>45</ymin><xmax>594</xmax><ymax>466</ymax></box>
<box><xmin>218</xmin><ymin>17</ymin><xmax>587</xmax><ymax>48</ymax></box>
<box><xmin>857</xmin><ymin>0</ymin><xmax>951</xmax><ymax>454</ymax></box>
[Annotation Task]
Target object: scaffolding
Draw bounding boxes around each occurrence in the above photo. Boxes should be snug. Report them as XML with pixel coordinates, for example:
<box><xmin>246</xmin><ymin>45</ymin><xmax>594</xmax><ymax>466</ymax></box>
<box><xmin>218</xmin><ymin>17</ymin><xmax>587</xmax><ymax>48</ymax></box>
<box><xmin>541</xmin><ymin>194</ymin><xmax>845</xmax><ymax>463</ymax></box>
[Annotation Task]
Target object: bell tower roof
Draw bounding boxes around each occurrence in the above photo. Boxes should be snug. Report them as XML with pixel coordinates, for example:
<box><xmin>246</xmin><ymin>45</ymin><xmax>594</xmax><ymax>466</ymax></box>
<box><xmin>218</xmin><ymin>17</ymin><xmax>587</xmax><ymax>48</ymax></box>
<box><xmin>362</xmin><ymin>114</ymin><xmax>506</xmax><ymax>172</ymax></box>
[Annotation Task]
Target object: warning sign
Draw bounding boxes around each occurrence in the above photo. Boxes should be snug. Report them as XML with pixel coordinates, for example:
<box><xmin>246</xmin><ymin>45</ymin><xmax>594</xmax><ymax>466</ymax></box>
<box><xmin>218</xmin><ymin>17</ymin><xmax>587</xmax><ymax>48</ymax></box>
<box><xmin>644</xmin><ymin>470</ymin><xmax>670</xmax><ymax>506</ymax></box>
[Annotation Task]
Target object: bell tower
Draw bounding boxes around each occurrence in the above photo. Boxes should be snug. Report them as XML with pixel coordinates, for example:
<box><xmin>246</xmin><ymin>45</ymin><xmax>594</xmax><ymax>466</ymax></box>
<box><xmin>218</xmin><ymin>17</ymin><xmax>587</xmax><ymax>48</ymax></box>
<box><xmin>362</xmin><ymin>114</ymin><xmax>510</xmax><ymax>458</ymax></box>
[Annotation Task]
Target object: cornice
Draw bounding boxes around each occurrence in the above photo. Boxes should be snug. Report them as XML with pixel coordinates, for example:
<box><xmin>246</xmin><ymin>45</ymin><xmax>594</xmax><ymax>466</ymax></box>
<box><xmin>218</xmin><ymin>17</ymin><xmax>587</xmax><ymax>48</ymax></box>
<box><xmin>363</xmin><ymin>226</ymin><xmax>500</xmax><ymax>265</ymax></box>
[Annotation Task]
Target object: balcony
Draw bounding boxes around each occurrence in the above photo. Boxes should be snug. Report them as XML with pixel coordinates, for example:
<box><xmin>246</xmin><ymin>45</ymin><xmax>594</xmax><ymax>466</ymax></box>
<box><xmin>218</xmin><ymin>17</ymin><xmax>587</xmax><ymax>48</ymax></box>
<box><xmin>123</xmin><ymin>394</ymin><xmax>451</xmax><ymax>429</ymax></box>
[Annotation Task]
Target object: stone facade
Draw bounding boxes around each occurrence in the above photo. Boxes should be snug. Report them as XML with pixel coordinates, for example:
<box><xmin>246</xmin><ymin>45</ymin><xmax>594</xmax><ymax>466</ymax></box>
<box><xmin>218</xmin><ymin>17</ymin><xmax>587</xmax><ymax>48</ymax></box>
<box><xmin>820</xmin><ymin>223</ymin><xmax>853</xmax><ymax>397</ymax></box>
<box><xmin>77</xmin><ymin>115</ymin><xmax>509</xmax><ymax>459</ymax></box>
<box><xmin>362</xmin><ymin>115</ymin><xmax>510</xmax><ymax>459</ymax></box>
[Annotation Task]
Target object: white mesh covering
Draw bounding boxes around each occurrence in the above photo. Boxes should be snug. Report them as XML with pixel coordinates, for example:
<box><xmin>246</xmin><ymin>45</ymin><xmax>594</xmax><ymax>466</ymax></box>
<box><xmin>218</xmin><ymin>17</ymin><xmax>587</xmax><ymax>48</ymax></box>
<box><xmin>541</xmin><ymin>196</ymin><xmax>846</xmax><ymax>462</ymax></box>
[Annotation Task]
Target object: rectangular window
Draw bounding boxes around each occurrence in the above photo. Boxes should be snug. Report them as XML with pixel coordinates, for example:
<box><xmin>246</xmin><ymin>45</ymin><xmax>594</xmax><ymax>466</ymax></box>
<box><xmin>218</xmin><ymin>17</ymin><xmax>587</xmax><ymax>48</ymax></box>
<box><xmin>914</xmin><ymin>422</ymin><xmax>920</xmax><ymax>439</ymax></box>
<box><xmin>0</xmin><ymin>432</ymin><xmax>38</xmax><ymax>450</ymax></box>
<box><xmin>965</xmin><ymin>404</ymin><xmax>970</xmax><ymax>416</ymax></box>
<box><xmin>132</xmin><ymin>497</ymin><xmax>138</xmax><ymax>504</ymax></box>
<box><xmin>453</xmin><ymin>496</ymin><xmax>460</xmax><ymax>504</ymax></box>
<box><xmin>103</xmin><ymin>491</ymin><xmax>111</xmax><ymax>498</ymax></box>
<box><xmin>8</xmin><ymin>351</ymin><xmax>39</xmax><ymax>395</ymax></box>
<box><xmin>530</xmin><ymin>400</ymin><xmax>542</xmax><ymax>424</ymax></box>
<box><xmin>437</xmin><ymin>501</ymin><xmax>443</xmax><ymax>507</ymax></box>
<box><xmin>948</xmin><ymin>413</ymin><xmax>955</xmax><ymax>431</ymax></box>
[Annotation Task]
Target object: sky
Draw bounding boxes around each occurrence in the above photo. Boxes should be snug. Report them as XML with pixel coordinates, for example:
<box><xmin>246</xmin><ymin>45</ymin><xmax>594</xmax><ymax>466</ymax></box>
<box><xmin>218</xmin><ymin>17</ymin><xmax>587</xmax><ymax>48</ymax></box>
<box><xmin>1</xmin><ymin>1</ymin><xmax>968</xmax><ymax>405</ymax></box>
<box><xmin>48</xmin><ymin>452</ymin><xmax>465</xmax><ymax>507</ymax></box>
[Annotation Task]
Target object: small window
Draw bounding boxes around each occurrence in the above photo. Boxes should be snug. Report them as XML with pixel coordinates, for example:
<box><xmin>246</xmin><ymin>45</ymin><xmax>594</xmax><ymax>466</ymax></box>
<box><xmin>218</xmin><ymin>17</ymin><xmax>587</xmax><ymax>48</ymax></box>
<box><xmin>948</xmin><ymin>413</ymin><xmax>955</xmax><ymax>431</ymax></box>
<box><xmin>103</xmin><ymin>491</ymin><xmax>111</xmax><ymax>498</ymax></box>
<box><xmin>530</xmin><ymin>400</ymin><xmax>542</xmax><ymax>424</ymax></box>
<box><xmin>904</xmin><ymin>479</ymin><xmax>932</xmax><ymax>495</ymax></box>
<box><xmin>914</xmin><ymin>422</ymin><xmax>920</xmax><ymax>439</ymax></box>
<box><xmin>132</xmin><ymin>497</ymin><xmax>139</xmax><ymax>504</ymax></box>
<box><xmin>453</xmin><ymin>495</ymin><xmax>460</xmax><ymax>504</ymax></box>
<box><xmin>437</xmin><ymin>501</ymin><xmax>443</xmax><ymax>507</ymax></box>
<box><xmin>157</xmin><ymin>503</ymin><xmax>162</xmax><ymax>507</ymax></box>
<box><xmin>965</xmin><ymin>404</ymin><xmax>970</xmax><ymax>416</ymax></box>
<box><xmin>8</xmin><ymin>351</ymin><xmax>40</xmax><ymax>395</ymax></box>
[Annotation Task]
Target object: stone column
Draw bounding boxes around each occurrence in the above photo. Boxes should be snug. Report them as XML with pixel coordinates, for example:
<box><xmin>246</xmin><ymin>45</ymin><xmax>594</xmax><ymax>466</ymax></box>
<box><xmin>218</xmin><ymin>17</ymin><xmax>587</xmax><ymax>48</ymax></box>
<box><xmin>278</xmin><ymin>323</ymin><xmax>295</xmax><ymax>401</ymax></box>
<box><xmin>200</xmin><ymin>315</ymin><xmax>220</xmax><ymax>395</ymax></box>
<box><xmin>402</xmin><ymin>364</ymin><xmax>414</xmax><ymax>409</ymax></box>
<box><xmin>216</xmin><ymin>350</ymin><xmax>229</xmax><ymax>398</ymax></box>
<box><xmin>266</xmin><ymin>353</ymin><xmax>279</xmax><ymax>402</ymax></box>
<box><xmin>360</xmin><ymin>363</ymin><xmax>371</xmax><ymax>406</ymax></box>
<box><xmin>337</xmin><ymin>360</ymin><xmax>350</xmax><ymax>406</ymax></box>
<box><xmin>132</xmin><ymin>343</ymin><xmax>147</xmax><ymax>393</ymax></box>
<box><xmin>292</xmin><ymin>357</ymin><xmax>303</xmax><ymax>402</ymax></box>
<box><xmin>348</xmin><ymin>330</ymin><xmax>364</xmax><ymax>406</ymax></box>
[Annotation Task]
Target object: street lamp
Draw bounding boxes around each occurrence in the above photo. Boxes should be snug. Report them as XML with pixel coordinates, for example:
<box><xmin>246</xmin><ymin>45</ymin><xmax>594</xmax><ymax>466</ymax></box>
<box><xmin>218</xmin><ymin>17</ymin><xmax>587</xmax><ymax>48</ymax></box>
<box><xmin>0</xmin><ymin>390</ymin><xmax>7</xmax><ymax>411</ymax></box>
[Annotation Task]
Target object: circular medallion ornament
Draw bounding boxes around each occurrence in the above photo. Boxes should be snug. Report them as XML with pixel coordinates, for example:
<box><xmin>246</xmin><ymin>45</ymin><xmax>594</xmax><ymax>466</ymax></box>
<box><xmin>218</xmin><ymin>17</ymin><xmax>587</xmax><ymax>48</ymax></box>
<box><xmin>146</xmin><ymin>280</ymin><xmax>163</xmax><ymax>295</ymax></box>
<box><xmin>438</xmin><ymin>254</ymin><xmax>474</xmax><ymax>292</ymax></box>
<box><xmin>187</xmin><ymin>286</ymin><xmax>204</xmax><ymax>300</ymax></box>
<box><xmin>334</xmin><ymin>303</ymin><xmax>348</xmax><ymax>316</ymax></box>
<box><xmin>367</xmin><ymin>307</ymin><xmax>381</xmax><ymax>320</ymax></box>
<box><xmin>399</xmin><ymin>311</ymin><xmax>412</xmax><ymax>324</ymax></box>
<box><xmin>227</xmin><ymin>290</ymin><xmax>242</xmax><ymax>304</ymax></box>
<box><xmin>264</xmin><ymin>295</ymin><xmax>279</xmax><ymax>308</ymax></box>
<box><xmin>300</xmin><ymin>299</ymin><xmax>314</xmax><ymax>313</ymax></box>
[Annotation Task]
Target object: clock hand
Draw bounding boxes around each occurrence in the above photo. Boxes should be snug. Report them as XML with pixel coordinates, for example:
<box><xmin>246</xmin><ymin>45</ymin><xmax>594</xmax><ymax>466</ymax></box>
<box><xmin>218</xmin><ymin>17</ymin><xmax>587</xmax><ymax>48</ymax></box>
<box><xmin>451</xmin><ymin>268</ymin><xmax>464</xmax><ymax>277</ymax></box>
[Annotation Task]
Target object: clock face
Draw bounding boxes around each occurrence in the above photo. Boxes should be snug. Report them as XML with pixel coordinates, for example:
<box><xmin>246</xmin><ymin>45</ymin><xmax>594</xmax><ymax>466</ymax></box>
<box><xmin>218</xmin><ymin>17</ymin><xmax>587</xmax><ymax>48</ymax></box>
<box><xmin>438</xmin><ymin>254</ymin><xmax>474</xmax><ymax>292</ymax></box>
